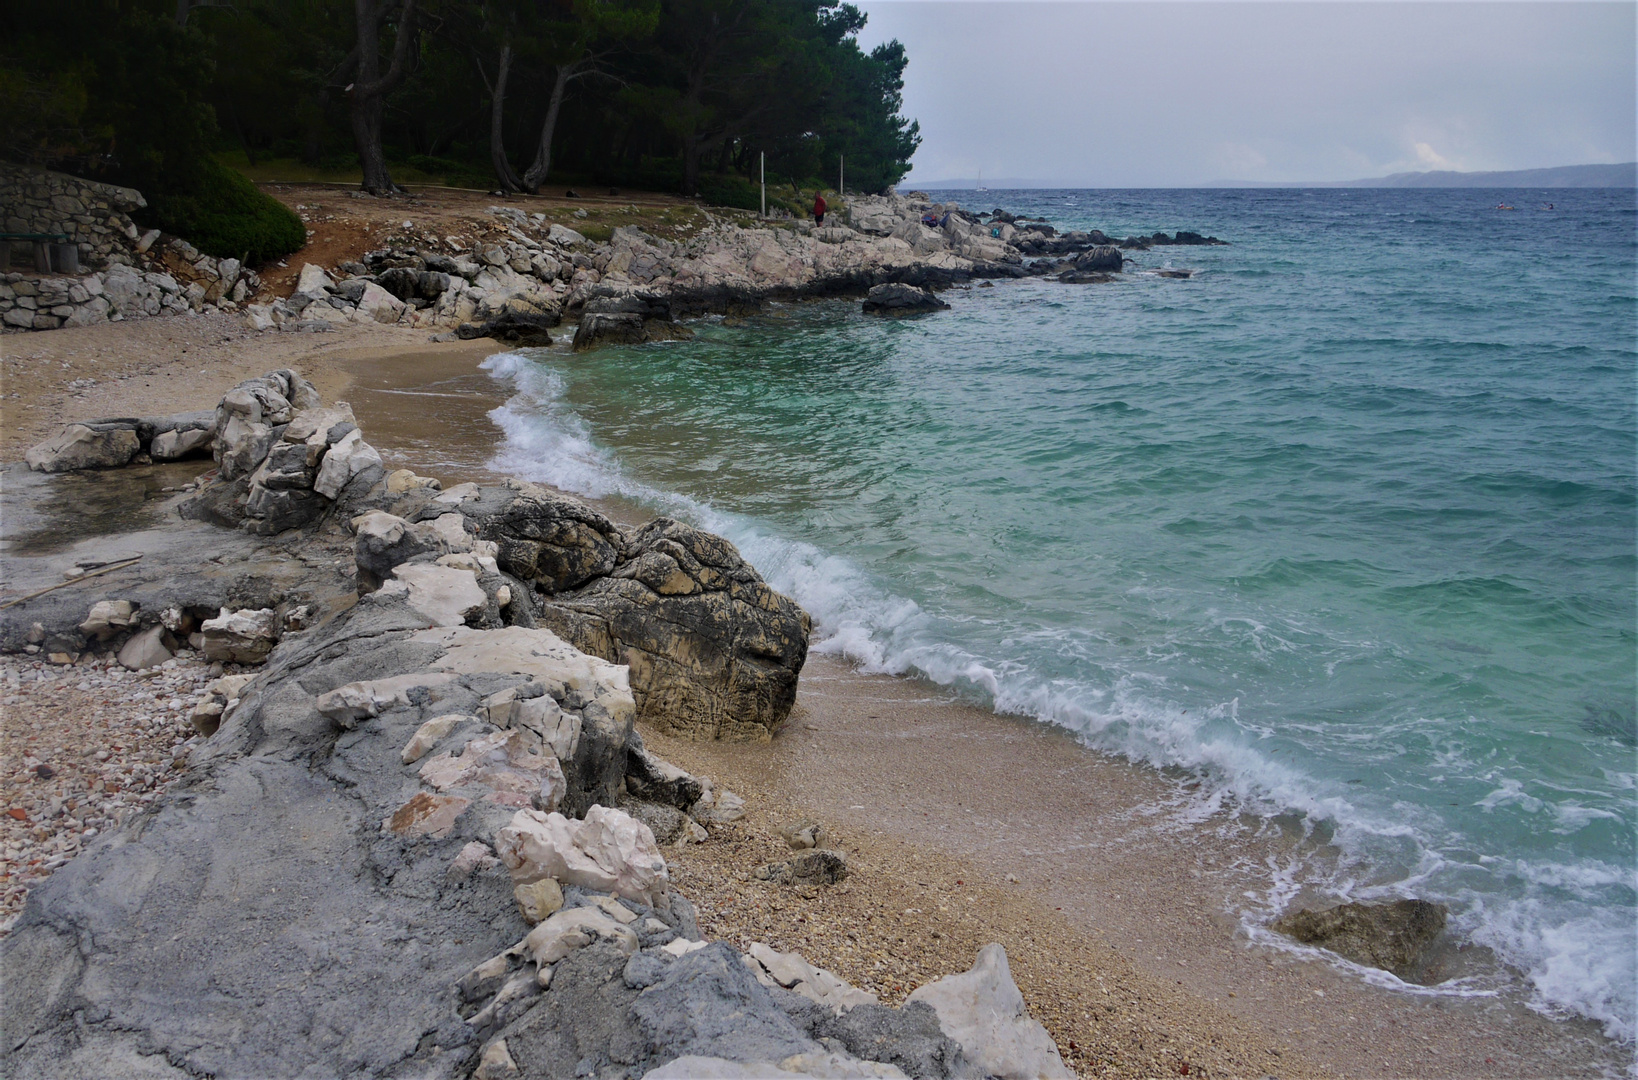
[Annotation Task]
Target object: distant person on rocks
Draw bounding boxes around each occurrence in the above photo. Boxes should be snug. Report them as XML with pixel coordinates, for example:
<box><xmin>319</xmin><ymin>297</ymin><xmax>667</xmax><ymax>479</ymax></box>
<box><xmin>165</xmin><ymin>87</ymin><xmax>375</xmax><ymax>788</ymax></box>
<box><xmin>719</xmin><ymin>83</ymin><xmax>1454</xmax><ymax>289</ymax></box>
<box><xmin>813</xmin><ymin>193</ymin><xmax>827</xmax><ymax>225</ymax></box>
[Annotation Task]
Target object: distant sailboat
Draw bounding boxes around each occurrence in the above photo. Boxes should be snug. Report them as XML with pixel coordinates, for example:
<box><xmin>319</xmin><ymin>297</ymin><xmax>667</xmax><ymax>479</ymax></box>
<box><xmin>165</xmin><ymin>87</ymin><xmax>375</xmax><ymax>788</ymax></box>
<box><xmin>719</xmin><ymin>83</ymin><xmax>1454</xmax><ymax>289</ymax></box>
<box><xmin>975</xmin><ymin>170</ymin><xmax>987</xmax><ymax>193</ymax></box>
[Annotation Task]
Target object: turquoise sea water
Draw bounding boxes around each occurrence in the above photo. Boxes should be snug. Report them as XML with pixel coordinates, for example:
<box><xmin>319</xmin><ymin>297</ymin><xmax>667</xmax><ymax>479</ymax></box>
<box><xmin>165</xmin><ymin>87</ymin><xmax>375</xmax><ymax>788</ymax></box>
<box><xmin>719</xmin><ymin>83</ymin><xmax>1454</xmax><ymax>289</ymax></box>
<box><xmin>480</xmin><ymin>188</ymin><xmax>1637</xmax><ymax>1042</ymax></box>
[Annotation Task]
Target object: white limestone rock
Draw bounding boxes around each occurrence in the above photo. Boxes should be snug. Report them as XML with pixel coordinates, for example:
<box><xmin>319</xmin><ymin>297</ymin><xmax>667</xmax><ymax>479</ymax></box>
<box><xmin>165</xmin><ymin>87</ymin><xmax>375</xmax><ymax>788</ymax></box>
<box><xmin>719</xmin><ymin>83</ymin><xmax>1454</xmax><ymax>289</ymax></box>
<box><xmin>512</xmin><ymin>905</ymin><xmax>637</xmax><ymax>968</ymax></box>
<box><xmin>400</xmin><ymin>713</ymin><xmax>468</xmax><ymax>763</ymax></box>
<box><xmin>744</xmin><ymin>943</ymin><xmax>877</xmax><ymax>1015</ymax></box>
<box><xmin>905</xmin><ymin>944</ymin><xmax>1072</xmax><ymax>1080</ymax></box>
<box><xmin>313</xmin><ymin>428</ymin><xmax>383</xmax><ymax>499</ymax></box>
<box><xmin>25</xmin><ymin>424</ymin><xmax>141</xmax><ymax>473</ymax></box>
<box><xmin>417</xmin><ymin>728</ymin><xmax>566</xmax><ymax>811</ymax></box>
<box><xmin>294</xmin><ymin>263</ymin><xmax>332</xmax><ymax>298</ymax></box>
<box><xmin>377</xmin><ymin>562</ymin><xmax>487</xmax><ymax>627</ymax></box>
<box><xmin>494</xmin><ymin>805</ymin><xmax>668</xmax><ymax>906</ymax></box>
<box><xmin>150</xmin><ymin>426</ymin><xmax>214</xmax><ymax>461</ymax></box>
<box><xmin>410</xmin><ymin>625</ymin><xmax>634</xmax><ymax>728</ymax></box>
<box><xmin>513</xmin><ymin>878</ymin><xmax>565</xmax><ymax>924</ymax></box>
<box><xmin>474</xmin><ymin>1039</ymin><xmax>519</xmax><ymax>1080</ymax></box>
<box><xmin>117</xmin><ymin>625</ymin><xmax>172</xmax><ymax>671</ymax></box>
<box><xmin>548</xmin><ymin>224</ymin><xmax>587</xmax><ymax>246</ymax></box>
<box><xmin>642</xmin><ymin>1054</ymin><xmax>906</xmax><ymax>1079</ymax></box>
<box><xmin>80</xmin><ymin>600</ymin><xmax>137</xmax><ymax>640</ymax></box>
<box><xmin>199</xmin><ymin>607</ymin><xmax>280</xmax><ymax>664</ymax></box>
<box><xmin>357</xmin><ymin>281</ymin><xmax>407</xmax><ymax>323</ymax></box>
<box><xmin>315</xmin><ymin>672</ymin><xmax>456</xmax><ymax>728</ymax></box>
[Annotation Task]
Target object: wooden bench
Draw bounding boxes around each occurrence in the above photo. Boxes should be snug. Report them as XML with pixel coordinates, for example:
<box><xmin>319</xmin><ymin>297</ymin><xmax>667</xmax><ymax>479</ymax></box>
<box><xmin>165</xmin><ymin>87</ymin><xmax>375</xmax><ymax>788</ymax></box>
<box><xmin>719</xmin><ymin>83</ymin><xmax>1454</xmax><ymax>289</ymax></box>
<box><xmin>0</xmin><ymin>233</ymin><xmax>79</xmax><ymax>274</ymax></box>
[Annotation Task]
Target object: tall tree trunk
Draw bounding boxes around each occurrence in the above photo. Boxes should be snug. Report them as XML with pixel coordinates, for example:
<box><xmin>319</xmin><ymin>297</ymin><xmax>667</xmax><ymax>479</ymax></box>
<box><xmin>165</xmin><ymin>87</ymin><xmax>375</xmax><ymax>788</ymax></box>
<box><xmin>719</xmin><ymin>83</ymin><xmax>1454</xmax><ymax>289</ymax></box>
<box><xmin>351</xmin><ymin>97</ymin><xmax>393</xmax><ymax>194</ymax></box>
<box><xmin>521</xmin><ymin>65</ymin><xmax>572</xmax><ymax>194</ymax></box>
<box><xmin>347</xmin><ymin>0</ymin><xmax>418</xmax><ymax>196</ymax></box>
<box><xmin>488</xmin><ymin>45</ymin><xmax>522</xmax><ymax>192</ymax></box>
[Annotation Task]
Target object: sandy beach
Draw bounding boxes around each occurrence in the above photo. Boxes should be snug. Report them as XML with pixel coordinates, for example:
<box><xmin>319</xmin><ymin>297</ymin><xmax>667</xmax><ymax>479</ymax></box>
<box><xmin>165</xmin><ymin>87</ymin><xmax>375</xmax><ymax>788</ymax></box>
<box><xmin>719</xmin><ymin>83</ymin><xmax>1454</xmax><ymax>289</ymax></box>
<box><xmin>2</xmin><ymin>316</ymin><xmax>1629</xmax><ymax>1079</ymax></box>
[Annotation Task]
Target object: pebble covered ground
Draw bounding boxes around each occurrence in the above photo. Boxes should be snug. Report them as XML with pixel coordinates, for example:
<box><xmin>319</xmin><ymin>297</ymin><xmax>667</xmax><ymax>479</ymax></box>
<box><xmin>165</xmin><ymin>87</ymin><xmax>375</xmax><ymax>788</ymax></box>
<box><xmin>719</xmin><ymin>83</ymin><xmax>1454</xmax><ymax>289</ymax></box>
<box><xmin>660</xmin><ymin>759</ymin><xmax>1317</xmax><ymax>1080</ymax></box>
<box><xmin>0</xmin><ymin>650</ymin><xmax>222</xmax><ymax>930</ymax></box>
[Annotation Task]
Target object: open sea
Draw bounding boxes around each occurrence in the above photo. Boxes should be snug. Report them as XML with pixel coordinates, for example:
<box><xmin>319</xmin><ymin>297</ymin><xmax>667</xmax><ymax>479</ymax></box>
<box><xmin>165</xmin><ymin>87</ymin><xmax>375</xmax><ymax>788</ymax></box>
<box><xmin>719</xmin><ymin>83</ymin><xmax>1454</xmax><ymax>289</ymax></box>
<box><xmin>478</xmin><ymin>188</ymin><xmax>1637</xmax><ymax>1044</ymax></box>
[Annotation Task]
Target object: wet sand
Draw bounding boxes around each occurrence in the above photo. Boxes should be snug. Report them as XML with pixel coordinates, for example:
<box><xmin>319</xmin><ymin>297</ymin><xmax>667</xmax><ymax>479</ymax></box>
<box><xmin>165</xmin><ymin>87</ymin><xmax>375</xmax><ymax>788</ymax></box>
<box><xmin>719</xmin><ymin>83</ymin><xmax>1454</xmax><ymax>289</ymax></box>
<box><xmin>6</xmin><ymin>323</ymin><xmax>1629</xmax><ymax>1078</ymax></box>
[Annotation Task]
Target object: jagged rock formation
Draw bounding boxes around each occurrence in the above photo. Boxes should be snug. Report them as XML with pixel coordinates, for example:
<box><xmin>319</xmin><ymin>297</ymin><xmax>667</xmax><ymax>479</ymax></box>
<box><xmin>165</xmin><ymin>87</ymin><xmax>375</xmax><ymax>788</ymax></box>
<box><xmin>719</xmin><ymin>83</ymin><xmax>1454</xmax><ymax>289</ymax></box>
<box><xmin>529</xmin><ymin>517</ymin><xmax>812</xmax><ymax>742</ymax></box>
<box><xmin>0</xmin><ymin>386</ymin><xmax>1072</xmax><ymax>1076</ymax></box>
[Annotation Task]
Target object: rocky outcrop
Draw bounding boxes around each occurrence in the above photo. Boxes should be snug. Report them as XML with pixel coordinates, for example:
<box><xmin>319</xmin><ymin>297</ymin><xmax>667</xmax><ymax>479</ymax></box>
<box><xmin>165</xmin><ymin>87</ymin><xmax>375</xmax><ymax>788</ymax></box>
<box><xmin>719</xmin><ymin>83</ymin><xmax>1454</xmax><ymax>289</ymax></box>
<box><xmin>1272</xmin><ymin>898</ymin><xmax>1448</xmax><ymax>981</ymax></box>
<box><xmin>23</xmin><ymin>408</ymin><xmax>225</xmax><ymax>472</ymax></box>
<box><xmin>159</xmin><ymin>370</ymin><xmax>387</xmax><ymax>535</ymax></box>
<box><xmin>862</xmin><ymin>282</ymin><xmax>951</xmax><ymax>316</ymax></box>
<box><xmin>0</xmin><ymin>386</ymin><xmax>1071</xmax><ymax>1080</ymax></box>
<box><xmin>531</xmin><ymin>518</ymin><xmax>811</xmax><ymax>741</ymax></box>
<box><xmin>1074</xmin><ymin>245</ymin><xmax>1123</xmax><ymax>272</ymax></box>
<box><xmin>573</xmin><ymin>311</ymin><xmax>648</xmax><ymax>350</ymax></box>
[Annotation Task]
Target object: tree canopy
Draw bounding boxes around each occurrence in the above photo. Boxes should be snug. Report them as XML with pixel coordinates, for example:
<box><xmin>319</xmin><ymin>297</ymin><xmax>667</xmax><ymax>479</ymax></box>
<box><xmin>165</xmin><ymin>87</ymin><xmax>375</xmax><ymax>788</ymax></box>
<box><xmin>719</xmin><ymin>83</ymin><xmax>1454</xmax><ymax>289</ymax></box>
<box><xmin>2</xmin><ymin>0</ymin><xmax>919</xmax><ymax>218</ymax></box>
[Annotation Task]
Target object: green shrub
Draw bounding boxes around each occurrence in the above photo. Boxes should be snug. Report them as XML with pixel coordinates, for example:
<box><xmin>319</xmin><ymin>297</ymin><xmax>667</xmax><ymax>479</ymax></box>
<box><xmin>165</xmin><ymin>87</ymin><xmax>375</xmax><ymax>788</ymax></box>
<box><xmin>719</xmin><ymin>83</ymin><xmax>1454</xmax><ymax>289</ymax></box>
<box><xmin>137</xmin><ymin>156</ymin><xmax>305</xmax><ymax>264</ymax></box>
<box><xmin>696</xmin><ymin>173</ymin><xmax>761</xmax><ymax>211</ymax></box>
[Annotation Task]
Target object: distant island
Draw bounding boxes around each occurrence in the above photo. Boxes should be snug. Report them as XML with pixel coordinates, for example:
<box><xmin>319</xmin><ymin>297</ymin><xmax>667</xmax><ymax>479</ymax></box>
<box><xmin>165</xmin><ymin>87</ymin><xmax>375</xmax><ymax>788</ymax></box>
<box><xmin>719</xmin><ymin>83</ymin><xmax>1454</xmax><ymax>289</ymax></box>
<box><xmin>912</xmin><ymin>162</ymin><xmax>1637</xmax><ymax>190</ymax></box>
<box><xmin>1215</xmin><ymin>162</ymin><xmax>1637</xmax><ymax>189</ymax></box>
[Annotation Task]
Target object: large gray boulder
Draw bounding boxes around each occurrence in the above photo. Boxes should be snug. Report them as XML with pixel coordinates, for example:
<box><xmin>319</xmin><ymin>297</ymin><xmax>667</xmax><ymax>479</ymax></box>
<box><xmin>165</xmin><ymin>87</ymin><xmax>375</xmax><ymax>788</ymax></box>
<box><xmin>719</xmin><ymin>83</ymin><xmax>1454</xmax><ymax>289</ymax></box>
<box><xmin>535</xmin><ymin>518</ymin><xmax>810</xmax><ymax>741</ymax></box>
<box><xmin>24</xmin><ymin>420</ymin><xmax>141</xmax><ymax>472</ymax></box>
<box><xmin>1074</xmin><ymin>245</ymin><xmax>1123</xmax><ymax>272</ymax></box>
<box><xmin>476</xmin><ymin>291</ymin><xmax>563</xmax><ymax>346</ymax></box>
<box><xmin>573</xmin><ymin>311</ymin><xmax>647</xmax><ymax>351</ymax></box>
<box><xmin>1272</xmin><ymin>898</ymin><xmax>1448</xmax><ymax>981</ymax></box>
<box><xmin>480</xmin><ymin>484</ymin><xmax>624</xmax><ymax>594</ymax></box>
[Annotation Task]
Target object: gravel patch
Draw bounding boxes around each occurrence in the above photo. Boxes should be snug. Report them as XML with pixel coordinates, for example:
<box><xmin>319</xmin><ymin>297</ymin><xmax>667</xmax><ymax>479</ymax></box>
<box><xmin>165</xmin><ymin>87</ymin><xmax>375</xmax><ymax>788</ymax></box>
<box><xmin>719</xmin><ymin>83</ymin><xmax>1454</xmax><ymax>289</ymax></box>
<box><xmin>0</xmin><ymin>650</ymin><xmax>233</xmax><ymax>930</ymax></box>
<box><xmin>660</xmin><ymin>760</ymin><xmax>1316</xmax><ymax>1080</ymax></box>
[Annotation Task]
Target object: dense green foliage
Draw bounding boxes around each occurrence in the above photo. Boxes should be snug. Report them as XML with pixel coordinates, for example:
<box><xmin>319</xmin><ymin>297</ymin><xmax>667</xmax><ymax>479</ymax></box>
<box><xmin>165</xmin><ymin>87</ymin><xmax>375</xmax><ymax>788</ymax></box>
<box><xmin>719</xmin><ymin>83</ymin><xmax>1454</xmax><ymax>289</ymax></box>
<box><xmin>2</xmin><ymin>0</ymin><xmax>918</xmax><ymax>226</ymax></box>
<box><xmin>144</xmin><ymin>157</ymin><xmax>308</xmax><ymax>263</ymax></box>
<box><xmin>0</xmin><ymin>0</ymin><xmax>309</xmax><ymax>262</ymax></box>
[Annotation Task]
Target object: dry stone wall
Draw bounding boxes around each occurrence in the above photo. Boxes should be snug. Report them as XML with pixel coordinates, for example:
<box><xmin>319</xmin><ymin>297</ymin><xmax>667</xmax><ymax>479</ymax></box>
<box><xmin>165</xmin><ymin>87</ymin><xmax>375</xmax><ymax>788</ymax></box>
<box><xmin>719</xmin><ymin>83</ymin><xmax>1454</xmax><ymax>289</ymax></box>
<box><xmin>0</xmin><ymin>165</ymin><xmax>146</xmax><ymax>269</ymax></box>
<box><xmin>0</xmin><ymin>166</ymin><xmax>259</xmax><ymax>332</ymax></box>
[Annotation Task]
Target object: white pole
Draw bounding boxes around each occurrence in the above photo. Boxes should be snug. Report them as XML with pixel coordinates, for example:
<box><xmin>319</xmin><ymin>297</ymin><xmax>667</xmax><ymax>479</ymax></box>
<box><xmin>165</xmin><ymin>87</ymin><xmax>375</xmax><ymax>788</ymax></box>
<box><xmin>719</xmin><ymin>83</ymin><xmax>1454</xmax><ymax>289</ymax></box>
<box><xmin>839</xmin><ymin>154</ymin><xmax>844</xmax><ymax>196</ymax></box>
<box><xmin>760</xmin><ymin>152</ymin><xmax>766</xmax><ymax>218</ymax></box>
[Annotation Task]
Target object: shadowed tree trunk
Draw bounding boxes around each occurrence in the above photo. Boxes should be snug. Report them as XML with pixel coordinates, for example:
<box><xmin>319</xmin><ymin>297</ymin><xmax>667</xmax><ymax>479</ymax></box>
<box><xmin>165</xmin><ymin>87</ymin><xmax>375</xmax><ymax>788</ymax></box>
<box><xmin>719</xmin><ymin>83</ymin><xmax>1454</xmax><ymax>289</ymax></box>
<box><xmin>483</xmin><ymin>45</ymin><xmax>523</xmax><ymax>192</ymax></box>
<box><xmin>521</xmin><ymin>62</ymin><xmax>578</xmax><ymax>194</ymax></box>
<box><xmin>346</xmin><ymin>0</ymin><xmax>419</xmax><ymax>195</ymax></box>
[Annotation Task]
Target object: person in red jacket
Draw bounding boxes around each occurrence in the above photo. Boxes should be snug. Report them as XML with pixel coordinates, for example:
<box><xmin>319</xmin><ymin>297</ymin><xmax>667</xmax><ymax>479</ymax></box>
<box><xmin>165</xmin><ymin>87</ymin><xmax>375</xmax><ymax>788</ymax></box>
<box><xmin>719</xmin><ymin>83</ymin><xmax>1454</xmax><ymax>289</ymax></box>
<box><xmin>813</xmin><ymin>192</ymin><xmax>827</xmax><ymax>226</ymax></box>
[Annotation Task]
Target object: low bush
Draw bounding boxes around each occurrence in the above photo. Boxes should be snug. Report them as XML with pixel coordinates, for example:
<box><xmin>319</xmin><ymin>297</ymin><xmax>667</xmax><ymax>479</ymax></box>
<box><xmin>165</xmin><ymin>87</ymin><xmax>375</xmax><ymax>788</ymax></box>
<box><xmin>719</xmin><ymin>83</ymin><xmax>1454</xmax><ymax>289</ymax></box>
<box><xmin>137</xmin><ymin>156</ymin><xmax>305</xmax><ymax>264</ymax></box>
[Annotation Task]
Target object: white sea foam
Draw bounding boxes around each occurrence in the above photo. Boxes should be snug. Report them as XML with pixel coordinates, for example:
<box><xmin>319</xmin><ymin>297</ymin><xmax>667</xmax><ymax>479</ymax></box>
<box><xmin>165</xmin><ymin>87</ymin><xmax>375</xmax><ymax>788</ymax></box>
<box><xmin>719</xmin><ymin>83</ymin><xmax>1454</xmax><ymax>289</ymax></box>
<box><xmin>479</xmin><ymin>349</ymin><xmax>1637</xmax><ymax>1046</ymax></box>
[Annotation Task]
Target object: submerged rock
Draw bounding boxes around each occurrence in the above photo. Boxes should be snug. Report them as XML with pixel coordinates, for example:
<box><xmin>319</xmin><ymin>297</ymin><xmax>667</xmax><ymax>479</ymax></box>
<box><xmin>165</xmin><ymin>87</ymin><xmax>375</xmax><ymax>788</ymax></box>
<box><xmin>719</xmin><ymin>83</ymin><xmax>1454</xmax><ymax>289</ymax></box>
<box><xmin>861</xmin><ymin>282</ymin><xmax>950</xmax><ymax>316</ymax></box>
<box><xmin>1272</xmin><ymin>898</ymin><xmax>1449</xmax><ymax>981</ymax></box>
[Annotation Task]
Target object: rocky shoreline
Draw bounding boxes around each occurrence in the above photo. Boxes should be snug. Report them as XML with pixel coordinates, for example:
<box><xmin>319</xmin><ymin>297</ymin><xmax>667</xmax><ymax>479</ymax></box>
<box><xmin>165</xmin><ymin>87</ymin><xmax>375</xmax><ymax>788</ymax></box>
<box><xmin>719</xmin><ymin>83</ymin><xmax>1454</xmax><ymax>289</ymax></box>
<box><xmin>0</xmin><ymin>370</ymin><xmax>1079</xmax><ymax>1080</ymax></box>
<box><xmin>5</xmin><ymin>173</ymin><xmax>1228</xmax><ymax>345</ymax></box>
<box><xmin>246</xmin><ymin>195</ymin><xmax>1224</xmax><ymax>345</ymax></box>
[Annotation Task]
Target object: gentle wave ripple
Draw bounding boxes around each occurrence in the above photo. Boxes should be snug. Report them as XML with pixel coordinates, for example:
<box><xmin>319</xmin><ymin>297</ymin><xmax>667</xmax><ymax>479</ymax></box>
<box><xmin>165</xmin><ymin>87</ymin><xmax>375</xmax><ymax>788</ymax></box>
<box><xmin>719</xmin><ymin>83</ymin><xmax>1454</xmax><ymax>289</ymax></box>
<box><xmin>482</xmin><ymin>187</ymin><xmax>1637</xmax><ymax>1042</ymax></box>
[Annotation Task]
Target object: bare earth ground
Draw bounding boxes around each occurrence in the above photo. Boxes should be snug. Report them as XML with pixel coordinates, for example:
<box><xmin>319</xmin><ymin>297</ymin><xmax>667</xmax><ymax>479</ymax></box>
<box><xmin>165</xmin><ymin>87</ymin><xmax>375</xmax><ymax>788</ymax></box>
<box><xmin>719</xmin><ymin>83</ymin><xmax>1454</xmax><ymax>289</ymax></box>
<box><xmin>1</xmin><ymin>235</ymin><xmax>1630</xmax><ymax>1078</ymax></box>
<box><xmin>255</xmin><ymin>183</ymin><xmax>719</xmax><ymax>298</ymax></box>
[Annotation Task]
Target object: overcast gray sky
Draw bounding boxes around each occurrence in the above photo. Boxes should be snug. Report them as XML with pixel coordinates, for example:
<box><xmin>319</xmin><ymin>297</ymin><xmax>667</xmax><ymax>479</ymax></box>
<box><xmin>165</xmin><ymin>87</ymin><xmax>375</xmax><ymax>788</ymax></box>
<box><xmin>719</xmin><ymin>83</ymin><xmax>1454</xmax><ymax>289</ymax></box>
<box><xmin>853</xmin><ymin>2</ymin><xmax>1637</xmax><ymax>186</ymax></box>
